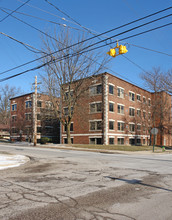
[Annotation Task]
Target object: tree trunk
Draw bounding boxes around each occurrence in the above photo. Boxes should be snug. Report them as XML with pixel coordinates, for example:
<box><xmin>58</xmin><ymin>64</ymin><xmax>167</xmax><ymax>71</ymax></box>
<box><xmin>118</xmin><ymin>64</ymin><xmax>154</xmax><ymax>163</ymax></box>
<box><xmin>66</xmin><ymin>123</ymin><xmax>71</xmax><ymax>144</ymax></box>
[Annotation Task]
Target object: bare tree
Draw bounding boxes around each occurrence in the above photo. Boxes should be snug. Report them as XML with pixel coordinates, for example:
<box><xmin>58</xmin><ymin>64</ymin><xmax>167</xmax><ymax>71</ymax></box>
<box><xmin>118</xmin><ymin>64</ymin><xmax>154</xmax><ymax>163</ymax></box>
<box><xmin>141</xmin><ymin>67</ymin><xmax>171</xmax><ymax>146</ymax></box>
<box><xmin>40</xmin><ymin>29</ymin><xmax>109</xmax><ymax>144</ymax></box>
<box><xmin>0</xmin><ymin>84</ymin><xmax>20</xmax><ymax>125</ymax></box>
<box><xmin>161</xmin><ymin>69</ymin><xmax>172</xmax><ymax>95</ymax></box>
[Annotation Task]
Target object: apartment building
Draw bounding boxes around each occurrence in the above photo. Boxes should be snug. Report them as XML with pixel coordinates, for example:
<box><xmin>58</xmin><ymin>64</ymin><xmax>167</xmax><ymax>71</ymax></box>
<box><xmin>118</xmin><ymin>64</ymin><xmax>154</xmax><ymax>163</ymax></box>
<box><xmin>10</xmin><ymin>93</ymin><xmax>60</xmax><ymax>143</ymax></box>
<box><xmin>61</xmin><ymin>72</ymin><xmax>172</xmax><ymax>146</ymax></box>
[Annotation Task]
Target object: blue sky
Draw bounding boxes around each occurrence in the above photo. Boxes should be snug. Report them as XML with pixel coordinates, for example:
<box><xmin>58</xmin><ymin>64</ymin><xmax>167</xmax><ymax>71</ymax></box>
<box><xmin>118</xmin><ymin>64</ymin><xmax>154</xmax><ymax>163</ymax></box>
<box><xmin>0</xmin><ymin>0</ymin><xmax>171</xmax><ymax>94</ymax></box>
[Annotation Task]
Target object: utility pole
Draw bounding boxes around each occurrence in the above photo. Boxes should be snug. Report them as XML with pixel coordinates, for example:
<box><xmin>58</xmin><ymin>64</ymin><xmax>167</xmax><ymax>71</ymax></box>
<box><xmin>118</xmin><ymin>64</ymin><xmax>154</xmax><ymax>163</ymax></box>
<box><xmin>33</xmin><ymin>76</ymin><xmax>37</xmax><ymax>146</ymax></box>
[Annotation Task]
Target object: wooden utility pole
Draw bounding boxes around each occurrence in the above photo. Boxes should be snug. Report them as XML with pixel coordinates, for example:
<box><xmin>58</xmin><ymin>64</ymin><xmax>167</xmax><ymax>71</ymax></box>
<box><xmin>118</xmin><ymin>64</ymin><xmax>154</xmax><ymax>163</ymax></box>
<box><xmin>33</xmin><ymin>76</ymin><xmax>37</xmax><ymax>146</ymax></box>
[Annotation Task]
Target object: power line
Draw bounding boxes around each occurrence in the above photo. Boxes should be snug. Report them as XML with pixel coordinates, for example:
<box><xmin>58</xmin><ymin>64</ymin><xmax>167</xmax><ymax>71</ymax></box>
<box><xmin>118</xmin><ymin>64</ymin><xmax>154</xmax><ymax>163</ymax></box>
<box><xmin>0</xmin><ymin>7</ymin><xmax>86</xmax><ymax>32</ymax></box>
<box><xmin>122</xmin><ymin>54</ymin><xmax>148</xmax><ymax>73</ymax></box>
<box><xmin>45</xmin><ymin>0</ymin><xmax>102</xmax><ymax>38</ymax></box>
<box><xmin>16</xmin><ymin>0</ymin><xmax>79</xmax><ymax>26</ymax></box>
<box><xmin>0</xmin><ymin>32</ymin><xmax>44</xmax><ymax>54</ymax></box>
<box><xmin>126</xmin><ymin>43</ymin><xmax>172</xmax><ymax>57</ymax></box>
<box><xmin>0</xmin><ymin>0</ymin><xmax>31</xmax><ymax>22</ymax></box>
<box><xmin>0</xmin><ymin>7</ymin><xmax>171</xmax><ymax>76</ymax></box>
<box><xmin>0</xmin><ymin>21</ymin><xmax>171</xmax><ymax>82</ymax></box>
<box><xmin>0</xmin><ymin>8</ymin><xmax>62</xmax><ymax>44</ymax></box>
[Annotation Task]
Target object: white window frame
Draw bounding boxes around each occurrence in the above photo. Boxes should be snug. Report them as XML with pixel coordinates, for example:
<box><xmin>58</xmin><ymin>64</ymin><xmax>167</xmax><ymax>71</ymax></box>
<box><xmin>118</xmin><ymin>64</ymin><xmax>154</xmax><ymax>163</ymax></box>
<box><xmin>136</xmin><ymin>94</ymin><xmax>141</xmax><ymax>102</ymax></box>
<box><xmin>89</xmin><ymin>84</ymin><xmax>102</xmax><ymax>96</ymax></box>
<box><xmin>109</xmin><ymin>120</ymin><xmax>115</xmax><ymax>130</ymax></box>
<box><xmin>129</xmin><ymin>91</ymin><xmax>135</xmax><ymax>101</ymax></box>
<box><xmin>12</xmin><ymin>103</ymin><xmax>17</xmax><ymax>111</ymax></box>
<box><xmin>89</xmin><ymin>120</ymin><xmax>102</xmax><ymax>131</ymax></box>
<box><xmin>129</xmin><ymin>123</ymin><xmax>135</xmax><ymax>132</ymax></box>
<box><xmin>117</xmin><ymin>103</ymin><xmax>125</xmax><ymax>115</ymax></box>
<box><xmin>129</xmin><ymin>107</ymin><xmax>135</xmax><ymax>117</ymax></box>
<box><xmin>137</xmin><ymin>109</ymin><xmax>141</xmax><ymax>117</ymax></box>
<box><xmin>117</xmin><ymin>87</ymin><xmax>124</xmax><ymax>98</ymax></box>
<box><xmin>109</xmin><ymin>101</ymin><xmax>114</xmax><ymax>112</ymax></box>
<box><xmin>25</xmin><ymin>100</ymin><xmax>32</xmax><ymax>109</ymax></box>
<box><xmin>109</xmin><ymin>84</ymin><xmax>115</xmax><ymax>95</ymax></box>
<box><xmin>117</xmin><ymin>121</ymin><xmax>125</xmax><ymax>131</ymax></box>
<box><xmin>90</xmin><ymin>102</ymin><xmax>102</xmax><ymax>113</ymax></box>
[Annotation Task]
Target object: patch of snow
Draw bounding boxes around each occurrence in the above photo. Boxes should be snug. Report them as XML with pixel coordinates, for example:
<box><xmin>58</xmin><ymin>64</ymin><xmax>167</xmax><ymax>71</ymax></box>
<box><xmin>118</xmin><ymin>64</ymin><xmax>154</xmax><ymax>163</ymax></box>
<box><xmin>0</xmin><ymin>154</ymin><xmax>30</xmax><ymax>170</ymax></box>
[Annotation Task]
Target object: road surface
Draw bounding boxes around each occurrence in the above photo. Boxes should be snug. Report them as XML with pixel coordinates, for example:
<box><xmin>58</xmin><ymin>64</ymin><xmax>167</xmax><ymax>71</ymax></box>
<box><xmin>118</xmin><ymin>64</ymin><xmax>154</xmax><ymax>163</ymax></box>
<box><xmin>0</xmin><ymin>144</ymin><xmax>171</xmax><ymax>220</ymax></box>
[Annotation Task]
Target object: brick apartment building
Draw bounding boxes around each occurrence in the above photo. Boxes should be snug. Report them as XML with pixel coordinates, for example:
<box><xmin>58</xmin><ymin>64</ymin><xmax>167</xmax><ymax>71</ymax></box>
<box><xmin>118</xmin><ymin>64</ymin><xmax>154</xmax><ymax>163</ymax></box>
<box><xmin>10</xmin><ymin>93</ymin><xmax>60</xmax><ymax>143</ymax></box>
<box><xmin>10</xmin><ymin>72</ymin><xmax>172</xmax><ymax>146</ymax></box>
<box><xmin>61</xmin><ymin>72</ymin><xmax>172</xmax><ymax>146</ymax></box>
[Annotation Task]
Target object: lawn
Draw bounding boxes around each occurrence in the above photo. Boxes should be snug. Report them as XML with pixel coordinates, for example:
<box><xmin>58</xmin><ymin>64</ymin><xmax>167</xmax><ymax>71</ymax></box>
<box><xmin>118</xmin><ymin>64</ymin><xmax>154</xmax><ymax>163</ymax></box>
<box><xmin>69</xmin><ymin>144</ymin><xmax>161</xmax><ymax>152</ymax></box>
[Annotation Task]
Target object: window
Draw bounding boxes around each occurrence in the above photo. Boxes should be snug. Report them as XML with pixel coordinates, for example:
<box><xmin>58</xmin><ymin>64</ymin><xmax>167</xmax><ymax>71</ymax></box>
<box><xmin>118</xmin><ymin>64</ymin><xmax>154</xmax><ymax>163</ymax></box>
<box><xmin>129</xmin><ymin>123</ymin><xmax>135</xmax><ymax>132</ymax></box>
<box><xmin>90</xmin><ymin>102</ymin><xmax>102</xmax><ymax>113</ymax></box>
<box><xmin>118</xmin><ymin>138</ymin><xmax>124</xmax><ymax>145</ymax></box>
<box><xmin>90</xmin><ymin>84</ymin><xmax>102</xmax><ymax>95</ymax></box>
<box><xmin>12</xmin><ymin>115</ymin><xmax>17</xmax><ymax>122</ymax></box>
<box><xmin>117</xmin><ymin>87</ymin><xmax>124</xmax><ymax>98</ymax></box>
<box><xmin>143</xmin><ymin>125</ymin><xmax>146</xmax><ymax>132</ymax></box>
<box><xmin>137</xmin><ymin>109</ymin><xmax>141</xmax><ymax>117</ymax></box>
<box><xmin>137</xmin><ymin>124</ymin><xmax>141</xmax><ymax>131</ymax></box>
<box><xmin>37</xmin><ymin>126</ymin><xmax>41</xmax><ymax>133</ymax></box>
<box><xmin>25</xmin><ymin>101</ymin><xmax>32</xmax><ymax>108</ymax></box>
<box><xmin>11</xmin><ymin>127</ymin><xmax>17</xmax><ymax>134</ymax></box>
<box><xmin>129</xmin><ymin>107</ymin><xmax>135</xmax><ymax>116</ymax></box>
<box><xmin>64</xmin><ymin>107</ymin><xmax>73</xmax><ymax>115</ymax></box>
<box><xmin>64</xmin><ymin>91</ymin><xmax>73</xmax><ymax>101</ymax></box>
<box><xmin>64</xmin><ymin>123</ymin><xmax>74</xmax><ymax>132</ymax></box>
<box><xmin>148</xmin><ymin>112</ymin><xmax>151</xmax><ymax>120</ymax></box>
<box><xmin>90</xmin><ymin>121</ymin><xmax>102</xmax><ymax>131</ymax></box>
<box><xmin>143</xmin><ymin>111</ymin><xmax>146</xmax><ymax>119</ymax></box>
<box><xmin>37</xmin><ymin>101</ymin><xmax>42</xmax><ymax>108</ymax></box>
<box><xmin>46</xmin><ymin>101</ymin><xmax>53</xmax><ymax>110</ymax></box>
<box><xmin>109</xmin><ymin>138</ymin><xmax>114</xmax><ymax>145</ymax></box>
<box><xmin>137</xmin><ymin>139</ymin><xmax>141</xmax><ymax>145</ymax></box>
<box><xmin>143</xmin><ymin>96</ymin><xmax>146</xmax><ymax>104</ymax></box>
<box><xmin>137</xmin><ymin>94</ymin><xmax>141</xmax><ymax>101</ymax></box>
<box><xmin>117</xmin><ymin>122</ymin><xmax>124</xmax><ymax>131</ymax></box>
<box><xmin>90</xmin><ymin>138</ymin><xmax>102</xmax><ymax>145</ymax></box>
<box><xmin>148</xmin><ymin>99</ymin><xmax>151</xmax><ymax>106</ymax></box>
<box><xmin>109</xmin><ymin>102</ymin><xmax>114</xmax><ymax>112</ymax></box>
<box><xmin>109</xmin><ymin>121</ymin><xmax>114</xmax><ymax>130</ymax></box>
<box><xmin>109</xmin><ymin>85</ymin><xmax>114</xmax><ymax>94</ymax></box>
<box><xmin>25</xmin><ymin>113</ymin><xmax>32</xmax><ymax>121</ymax></box>
<box><xmin>37</xmin><ymin>114</ymin><xmax>41</xmax><ymax>120</ymax></box>
<box><xmin>143</xmin><ymin>139</ymin><xmax>146</xmax><ymax>145</ymax></box>
<box><xmin>129</xmin><ymin>92</ymin><xmax>135</xmax><ymax>101</ymax></box>
<box><xmin>117</xmin><ymin>104</ymin><xmax>124</xmax><ymax>114</ymax></box>
<box><xmin>12</xmin><ymin>104</ymin><xmax>17</xmax><ymax>111</ymax></box>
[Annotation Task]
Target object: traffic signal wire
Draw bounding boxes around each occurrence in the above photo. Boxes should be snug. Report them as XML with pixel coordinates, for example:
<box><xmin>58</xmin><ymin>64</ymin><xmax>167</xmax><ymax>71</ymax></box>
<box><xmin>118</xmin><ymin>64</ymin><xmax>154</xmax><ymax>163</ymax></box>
<box><xmin>0</xmin><ymin>21</ymin><xmax>171</xmax><ymax>83</ymax></box>
<box><xmin>126</xmin><ymin>43</ymin><xmax>172</xmax><ymax>57</ymax></box>
<box><xmin>0</xmin><ymin>7</ymin><xmax>171</xmax><ymax>76</ymax></box>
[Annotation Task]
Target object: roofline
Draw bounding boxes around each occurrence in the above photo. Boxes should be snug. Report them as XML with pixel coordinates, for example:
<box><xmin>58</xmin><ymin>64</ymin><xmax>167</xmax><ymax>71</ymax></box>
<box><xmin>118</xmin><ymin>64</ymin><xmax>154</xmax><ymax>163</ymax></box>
<box><xmin>102</xmin><ymin>72</ymin><xmax>153</xmax><ymax>94</ymax></box>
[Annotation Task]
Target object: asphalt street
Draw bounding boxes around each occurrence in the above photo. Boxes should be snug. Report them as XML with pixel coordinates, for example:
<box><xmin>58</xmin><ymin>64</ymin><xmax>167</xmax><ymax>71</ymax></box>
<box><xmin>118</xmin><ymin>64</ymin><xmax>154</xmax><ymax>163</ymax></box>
<box><xmin>0</xmin><ymin>143</ymin><xmax>172</xmax><ymax>220</ymax></box>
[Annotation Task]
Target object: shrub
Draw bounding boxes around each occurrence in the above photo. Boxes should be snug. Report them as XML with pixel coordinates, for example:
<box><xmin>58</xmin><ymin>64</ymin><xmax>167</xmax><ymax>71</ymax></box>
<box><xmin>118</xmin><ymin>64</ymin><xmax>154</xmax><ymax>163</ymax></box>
<box><xmin>40</xmin><ymin>137</ymin><xmax>50</xmax><ymax>144</ymax></box>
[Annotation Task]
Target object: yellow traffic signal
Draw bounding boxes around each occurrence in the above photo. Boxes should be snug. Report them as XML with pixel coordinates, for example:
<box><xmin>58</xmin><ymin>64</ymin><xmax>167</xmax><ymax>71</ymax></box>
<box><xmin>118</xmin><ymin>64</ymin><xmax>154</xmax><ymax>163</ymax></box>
<box><xmin>106</xmin><ymin>48</ymin><xmax>116</xmax><ymax>57</ymax></box>
<box><xmin>119</xmin><ymin>45</ymin><xmax>128</xmax><ymax>54</ymax></box>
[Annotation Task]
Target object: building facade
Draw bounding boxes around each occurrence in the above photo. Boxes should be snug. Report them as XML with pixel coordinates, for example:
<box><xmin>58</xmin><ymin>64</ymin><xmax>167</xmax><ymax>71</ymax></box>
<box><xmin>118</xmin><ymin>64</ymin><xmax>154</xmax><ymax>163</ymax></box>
<box><xmin>10</xmin><ymin>93</ymin><xmax>60</xmax><ymax>143</ymax></box>
<box><xmin>61</xmin><ymin>72</ymin><xmax>172</xmax><ymax>146</ymax></box>
<box><xmin>10</xmin><ymin>73</ymin><xmax>172</xmax><ymax>146</ymax></box>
